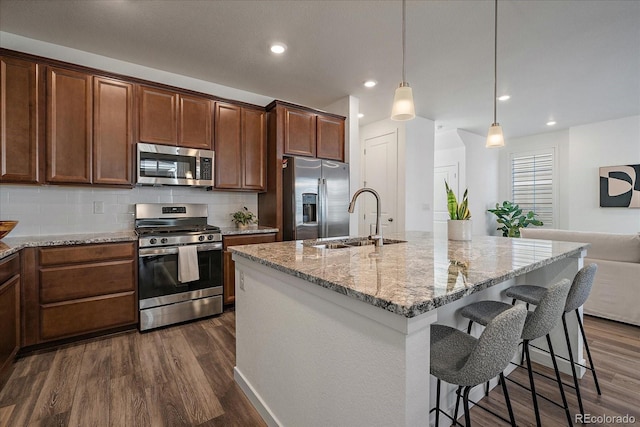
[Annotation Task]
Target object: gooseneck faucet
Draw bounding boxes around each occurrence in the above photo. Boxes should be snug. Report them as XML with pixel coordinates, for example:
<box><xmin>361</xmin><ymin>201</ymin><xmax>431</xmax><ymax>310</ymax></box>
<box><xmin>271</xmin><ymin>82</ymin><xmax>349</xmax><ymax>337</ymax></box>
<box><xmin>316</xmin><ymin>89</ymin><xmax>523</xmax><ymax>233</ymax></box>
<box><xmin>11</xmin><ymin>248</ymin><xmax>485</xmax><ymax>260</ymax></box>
<box><xmin>348</xmin><ymin>187</ymin><xmax>383</xmax><ymax>247</ymax></box>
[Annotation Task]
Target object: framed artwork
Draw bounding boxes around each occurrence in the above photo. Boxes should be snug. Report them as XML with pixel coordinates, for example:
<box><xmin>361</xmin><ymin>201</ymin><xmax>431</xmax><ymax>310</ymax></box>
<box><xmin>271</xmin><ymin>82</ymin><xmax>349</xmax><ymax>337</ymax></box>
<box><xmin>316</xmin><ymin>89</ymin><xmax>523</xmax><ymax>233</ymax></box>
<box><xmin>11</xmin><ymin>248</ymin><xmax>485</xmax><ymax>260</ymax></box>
<box><xmin>599</xmin><ymin>164</ymin><xmax>640</xmax><ymax>208</ymax></box>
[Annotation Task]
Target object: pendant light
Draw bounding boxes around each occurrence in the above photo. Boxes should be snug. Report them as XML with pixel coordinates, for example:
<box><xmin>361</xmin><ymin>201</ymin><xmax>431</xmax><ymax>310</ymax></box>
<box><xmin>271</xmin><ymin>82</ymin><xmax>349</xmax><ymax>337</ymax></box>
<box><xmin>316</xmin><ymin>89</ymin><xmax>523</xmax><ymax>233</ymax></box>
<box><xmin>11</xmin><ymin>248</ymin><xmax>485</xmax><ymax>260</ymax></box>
<box><xmin>391</xmin><ymin>0</ymin><xmax>415</xmax><ymax>121</ymax></box>
<box><xmin>486</xmin><ymin>0</ymin><xmax>505</xmax><ymax>148</ymax></box>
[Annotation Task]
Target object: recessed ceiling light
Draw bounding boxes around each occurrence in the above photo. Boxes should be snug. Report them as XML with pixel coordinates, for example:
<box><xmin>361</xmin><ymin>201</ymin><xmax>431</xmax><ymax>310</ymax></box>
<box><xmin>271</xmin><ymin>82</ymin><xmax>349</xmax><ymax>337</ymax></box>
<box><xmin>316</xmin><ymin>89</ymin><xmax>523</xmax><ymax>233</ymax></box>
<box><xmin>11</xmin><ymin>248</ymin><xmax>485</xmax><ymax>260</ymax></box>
<box><xmin>498</xmin><ymin>95</ymin><xmax>510</xmax><ymax>101</ymax></box>
<box><xmin>363</xmin><ymin>80</ymin><xmax>377</xmax><ymax>88</ymax></box>
<box><xmin>358</xmin><ymin>113</ymin><xmax>364</xmax><ymax>118</ymax></box>
<box><xmin>270</xmin><ymin>43</ymin><xmax>287</xmax><ymax>54</ymax></box>
<box><xmin>546</xmin><ymin>121</ymin><xmax>557</xmax><ymax>126</ymax></box>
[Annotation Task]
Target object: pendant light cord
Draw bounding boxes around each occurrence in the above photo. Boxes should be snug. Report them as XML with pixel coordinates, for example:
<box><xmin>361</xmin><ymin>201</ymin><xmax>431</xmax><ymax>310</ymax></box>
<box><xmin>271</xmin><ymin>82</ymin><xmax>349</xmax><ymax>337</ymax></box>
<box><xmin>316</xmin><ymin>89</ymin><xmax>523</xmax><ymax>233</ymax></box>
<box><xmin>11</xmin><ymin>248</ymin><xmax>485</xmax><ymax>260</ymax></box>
<box><xmin>402</xmin><ymin>0</ymin><xmax>407</xmax><ymax>84</ymax></box>
<box><xmin>493</xmin><ymin>0</ymin><xmax>498</xmax><ymax>124</ymax></box>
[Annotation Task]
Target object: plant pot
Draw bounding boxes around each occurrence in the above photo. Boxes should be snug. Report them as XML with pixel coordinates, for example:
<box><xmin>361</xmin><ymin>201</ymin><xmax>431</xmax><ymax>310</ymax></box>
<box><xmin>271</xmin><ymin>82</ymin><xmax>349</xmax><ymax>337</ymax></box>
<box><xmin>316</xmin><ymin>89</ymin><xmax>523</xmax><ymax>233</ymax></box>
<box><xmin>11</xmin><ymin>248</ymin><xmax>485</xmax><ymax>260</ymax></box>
<box><xmin>448</xmin><ymin>220</ymin><xmax>472</xmax><ymax>241</ymax></box>
<box><xmin>235</xmin><ymin>223</ymin><xmax>250</xmax><ymax>229</ymax></box>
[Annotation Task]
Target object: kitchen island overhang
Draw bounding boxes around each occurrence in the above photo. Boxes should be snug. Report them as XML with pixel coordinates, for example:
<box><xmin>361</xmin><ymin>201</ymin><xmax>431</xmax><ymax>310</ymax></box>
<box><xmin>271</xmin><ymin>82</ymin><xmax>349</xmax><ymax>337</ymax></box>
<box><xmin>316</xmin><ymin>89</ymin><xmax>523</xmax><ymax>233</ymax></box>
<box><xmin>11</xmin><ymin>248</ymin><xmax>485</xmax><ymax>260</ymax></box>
<box><xmin>231</xmin><ymin>232</ymin><xmax>588</xmax><ymax>427</ymax></box>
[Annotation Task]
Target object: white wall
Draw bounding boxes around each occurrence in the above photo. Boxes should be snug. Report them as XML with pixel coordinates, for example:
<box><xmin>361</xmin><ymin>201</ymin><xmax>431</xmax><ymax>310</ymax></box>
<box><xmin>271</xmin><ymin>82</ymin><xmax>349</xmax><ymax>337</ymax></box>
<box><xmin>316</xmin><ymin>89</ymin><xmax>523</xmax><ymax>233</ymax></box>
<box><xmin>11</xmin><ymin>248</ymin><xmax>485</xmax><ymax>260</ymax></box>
<box><xmin>503</xmin><ymin>115</ymin><xmax>640</xmax><ymax>234</ymax></box>
<box><xmin>457</xmin><ymin>130</ymin><xmax>500</xmax><ymax>236</ymax></box>
<box><xmin>405</xmin><ymin>117</ymin><xmax>435</xmax><ymax>231</ymax></box>
<box><xmin>568</xmin><ymin>116</ymin><xmax>640</xmax><ymax>232</ymax></box>
<box><xmin>0</xmin><ymin>184</ymin><xmax>257</xmax><ymax>237</ymax></box>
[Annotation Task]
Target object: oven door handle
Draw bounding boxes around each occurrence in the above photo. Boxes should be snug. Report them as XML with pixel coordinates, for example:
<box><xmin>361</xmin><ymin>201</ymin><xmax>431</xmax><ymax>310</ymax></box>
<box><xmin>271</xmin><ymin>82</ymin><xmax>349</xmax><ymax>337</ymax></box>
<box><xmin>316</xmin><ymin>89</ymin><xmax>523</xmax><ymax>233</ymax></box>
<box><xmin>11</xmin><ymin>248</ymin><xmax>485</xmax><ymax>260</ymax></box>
<box><xmin>139</xmin><ymin>242</ymin><xmax>222</xmax><ymax>257</ymax></box>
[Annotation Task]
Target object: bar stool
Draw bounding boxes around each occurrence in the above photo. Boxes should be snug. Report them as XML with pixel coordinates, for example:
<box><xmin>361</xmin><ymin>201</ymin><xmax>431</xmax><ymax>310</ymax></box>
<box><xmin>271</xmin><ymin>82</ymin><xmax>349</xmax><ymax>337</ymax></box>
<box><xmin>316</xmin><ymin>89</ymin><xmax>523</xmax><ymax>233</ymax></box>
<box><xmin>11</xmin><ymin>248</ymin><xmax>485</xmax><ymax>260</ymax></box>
<box><xmin>430</xmin><ymin>304</ymin><xmax>527</xmax><ymax>427</ymax></box>
<box><xmin>459</xmin><ymin>278</ymin><xmax>573</xmax><ymax>427</ymax></box>
<box><xmin>506</xmin><ymin>264</ymin><xmax>600</xmax><ymax>416</ymax></box>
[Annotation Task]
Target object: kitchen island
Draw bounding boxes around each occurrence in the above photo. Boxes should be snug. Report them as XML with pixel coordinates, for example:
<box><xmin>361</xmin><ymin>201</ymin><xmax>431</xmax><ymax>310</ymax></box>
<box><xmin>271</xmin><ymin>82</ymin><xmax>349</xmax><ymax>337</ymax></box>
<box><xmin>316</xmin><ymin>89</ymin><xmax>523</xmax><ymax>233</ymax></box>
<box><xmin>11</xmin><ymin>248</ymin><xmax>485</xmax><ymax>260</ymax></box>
<box><xmin>230</xmin><ymin>232</ymin><xmax>588</xmax><ymax>427</ymax></box>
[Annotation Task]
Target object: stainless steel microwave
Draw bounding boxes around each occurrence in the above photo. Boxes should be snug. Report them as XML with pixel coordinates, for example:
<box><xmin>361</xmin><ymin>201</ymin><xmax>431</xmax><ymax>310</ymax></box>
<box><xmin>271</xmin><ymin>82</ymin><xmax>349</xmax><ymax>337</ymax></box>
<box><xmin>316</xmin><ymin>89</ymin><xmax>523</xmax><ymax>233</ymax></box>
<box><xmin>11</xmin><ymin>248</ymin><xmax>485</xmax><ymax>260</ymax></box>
<box><xmin>137</xmin><ymin>143</ymin><xmax>214</xmax><ymax>187</ymax></box>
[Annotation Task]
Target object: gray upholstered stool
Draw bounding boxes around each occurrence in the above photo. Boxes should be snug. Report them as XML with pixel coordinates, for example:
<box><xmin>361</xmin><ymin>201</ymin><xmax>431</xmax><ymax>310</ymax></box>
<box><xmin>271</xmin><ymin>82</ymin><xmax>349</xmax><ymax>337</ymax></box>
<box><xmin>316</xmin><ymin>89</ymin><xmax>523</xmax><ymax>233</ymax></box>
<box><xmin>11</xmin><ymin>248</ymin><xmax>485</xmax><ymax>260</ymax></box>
<box><xmin>459</xmin><ymin>278</ymin><xmax>573</xmax><ymax>427</ymax></box>
<box><xmin>430</xmin><ymin>304</ymin><xmax>527</xmax><ymax>427</ymax></box>
<box><xmin>506</xmin><ymin>264</ymin><xmax>600</xmax><ymax>417</ymax></box>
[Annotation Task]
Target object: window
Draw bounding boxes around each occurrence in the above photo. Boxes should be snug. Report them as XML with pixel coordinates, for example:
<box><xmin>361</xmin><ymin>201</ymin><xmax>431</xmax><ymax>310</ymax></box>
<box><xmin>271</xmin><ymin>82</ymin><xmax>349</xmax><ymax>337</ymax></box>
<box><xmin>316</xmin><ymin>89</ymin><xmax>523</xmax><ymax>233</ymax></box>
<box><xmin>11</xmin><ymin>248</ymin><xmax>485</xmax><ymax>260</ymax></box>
<box><xmin>510</xmin><ymin>148</ymin><xmax>555</xmax><ymax>227</ymax></box>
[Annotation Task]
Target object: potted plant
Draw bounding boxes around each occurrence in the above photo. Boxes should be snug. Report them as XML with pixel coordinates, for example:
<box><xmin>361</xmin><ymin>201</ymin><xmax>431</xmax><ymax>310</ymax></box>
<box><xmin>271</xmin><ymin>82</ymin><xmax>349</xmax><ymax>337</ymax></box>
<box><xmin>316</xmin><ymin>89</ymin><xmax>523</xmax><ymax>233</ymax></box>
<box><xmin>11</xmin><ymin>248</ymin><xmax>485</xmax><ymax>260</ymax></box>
<box><xmin>231</xmin><ymin>207</ymin><xmax>258</xmax><ymax>228</ymax></box>
<box><xmin>487</xmin><ymin>201</ymin><xmax>543</xmax><ymax>237</ymax></box>
<box><xmin>445</xmin><ymin>180</ymin><xmax>472</xmax><ymax>241</ymax></box>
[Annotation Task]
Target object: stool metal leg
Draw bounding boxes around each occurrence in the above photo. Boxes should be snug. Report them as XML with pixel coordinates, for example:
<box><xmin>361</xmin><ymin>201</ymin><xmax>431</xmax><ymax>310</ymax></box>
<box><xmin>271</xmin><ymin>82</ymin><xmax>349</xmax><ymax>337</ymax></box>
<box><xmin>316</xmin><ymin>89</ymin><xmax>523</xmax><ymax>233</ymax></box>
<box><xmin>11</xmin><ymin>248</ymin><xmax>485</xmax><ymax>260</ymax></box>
<box><xmin>500</xmin><ymin>372</ymin><xmax>517</xmax><ymax>427</ymax></box>
<box><xmin>576</xmin><ymin>309</ymin><xmax>601</xmax><ymax>395</ymax></box>
<box><xmin>523</xmin><ymin>340</ymin><xmax>542</xmax><ymax>427</ymax></box>
<box><xmin>562</xmin><ymin>312</ymin><xmax>585</xmax><ymax>416</ymax></box>
<box><xmin>452</xmin><ymin>386</ymin><xmax>462</xmax><ymax>426</ymax></box>
<box><xmin>462</xmin><ymin>386</ymin><xmax>472</xmax><ymax>427</ymax></box>
<box><xmin>547</xmin><ymin>334</ymin><xmax>574</xmax><ymax>427</ymax></box>
<box><xmin>435</xmin><ymin>378</ymin><xmax>441</xmax><ymax>427</ymax></box>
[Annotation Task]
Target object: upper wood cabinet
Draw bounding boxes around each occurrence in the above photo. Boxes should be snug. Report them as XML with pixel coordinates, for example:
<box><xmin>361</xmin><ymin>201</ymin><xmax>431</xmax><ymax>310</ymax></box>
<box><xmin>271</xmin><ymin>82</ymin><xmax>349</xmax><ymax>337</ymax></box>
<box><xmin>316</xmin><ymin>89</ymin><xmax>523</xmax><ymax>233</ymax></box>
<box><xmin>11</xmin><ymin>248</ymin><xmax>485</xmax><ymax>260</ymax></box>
<box><xmin>281</xmin><ymin>103</ymin><xmax>345</xmax><ymax>162</ymax></box>
<box><xmin>0</xmin><ymin>56</ymin><xmax>43</xmax><ymax>183</ymax></box>
<box><xmin>317</xmin><ymin>115</ymin><xmax>345</xmax><ymax>161</ymax></box>
<box><xmin>93</xmin><ymin>77</ymin><xmax>134</xmax><ymax>185</ymax></box>
<box><xmin>284</xmin><ymin>107</ymin><xmax>316</xmax><ymax>158</ymax></box>
<box><xmin>214</xmin><ymin>102</ymin><xmax>266</xmax><ymax>191</ymax></box>
<box><xmin>138</xmin><ymin>85</ymin><xmax>212</xmax><ymax>149</ymax></box>
<box><xmin>46</xmin><ymin>67</ymin><xmax>93</xmax><ymax>184</ymax></box>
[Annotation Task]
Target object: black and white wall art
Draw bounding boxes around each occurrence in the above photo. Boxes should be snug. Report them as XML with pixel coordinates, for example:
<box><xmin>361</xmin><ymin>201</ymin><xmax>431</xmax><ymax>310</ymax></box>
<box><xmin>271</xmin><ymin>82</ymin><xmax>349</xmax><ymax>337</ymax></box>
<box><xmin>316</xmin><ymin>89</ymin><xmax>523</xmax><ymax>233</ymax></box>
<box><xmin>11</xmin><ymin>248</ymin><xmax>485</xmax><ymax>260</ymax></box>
<box><xmin>599</xmin><ymin>164</ymin><xmax>640</xmax><ymax>208</ymax></box>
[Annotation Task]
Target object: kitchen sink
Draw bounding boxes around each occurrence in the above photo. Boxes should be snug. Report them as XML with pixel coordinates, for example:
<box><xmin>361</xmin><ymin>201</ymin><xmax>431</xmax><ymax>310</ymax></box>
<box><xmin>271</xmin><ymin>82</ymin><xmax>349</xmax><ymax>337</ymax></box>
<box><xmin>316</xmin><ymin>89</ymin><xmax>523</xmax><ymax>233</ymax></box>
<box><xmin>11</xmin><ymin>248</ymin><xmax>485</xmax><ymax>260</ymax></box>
<box><xmin>313</xmin><ymin>238</ymin><xmax>406</xmax><ymax>249</ymax></box>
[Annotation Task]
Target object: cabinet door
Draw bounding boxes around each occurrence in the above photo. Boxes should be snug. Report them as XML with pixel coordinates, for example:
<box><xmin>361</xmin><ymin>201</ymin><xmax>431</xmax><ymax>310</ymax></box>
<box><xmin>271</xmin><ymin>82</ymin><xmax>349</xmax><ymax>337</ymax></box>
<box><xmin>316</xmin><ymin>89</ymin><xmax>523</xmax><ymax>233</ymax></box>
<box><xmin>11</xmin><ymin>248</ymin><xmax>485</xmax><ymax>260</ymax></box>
<box><xmin>214</xmin><ymin>102</ymin><xmax>242</xmax><ymax>189</ymax></box>
<box><xmin>46</xmin><ymin>67</ymin><xmax>92</xmax><ymax>184</ymax></box>
<box><xmin>284</xmin><ymin>107</ymin><xmax>316</xmax><ymax>157</ymax></box>
<box><xmin>0</xmin><ymin>254</ymin><xmax>20</xmax><ymax>379</ymax></box>
<box><xmin>138</xmin><ymin>85</ymin><xmax>177</xmax><ymax>145</ymax></box>
<box><xmin>222</xmin><ymin>233</ymin><xmax>276</xmax><ymax>304</ymax></box>
<box><xmin>317</xmin><ymin>115</ymin><xmax>345</xmax><ymax>162</ymax></box>
<box><xmin>0</xmin><ymin>57</ymin><xmax>41</xmax><ymax>183</ymax></box>
<box><xmin>93</xmin><ymin>77</ymin><xmax>133</xmax><ymax>185</ymax></box>
<box><xmin>242</xmin><ymin>108</ymin><xmax>266</xmax><ymax>190</ymax></box>
<box><xmin>179</xmin><ymin>95</ymin><xmax>212</xmax><ymax>149</ymax></box>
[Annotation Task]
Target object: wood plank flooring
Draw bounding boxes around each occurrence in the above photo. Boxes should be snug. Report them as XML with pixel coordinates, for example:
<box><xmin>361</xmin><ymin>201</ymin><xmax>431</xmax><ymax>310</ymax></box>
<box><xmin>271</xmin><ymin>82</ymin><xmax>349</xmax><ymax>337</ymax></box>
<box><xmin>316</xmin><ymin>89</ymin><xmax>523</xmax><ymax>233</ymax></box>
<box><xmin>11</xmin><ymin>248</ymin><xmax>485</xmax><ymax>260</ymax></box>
<box><xmin>0</xmin><ymin>313</ymin><xmax>638</xmax><ymax>426</ymax></box>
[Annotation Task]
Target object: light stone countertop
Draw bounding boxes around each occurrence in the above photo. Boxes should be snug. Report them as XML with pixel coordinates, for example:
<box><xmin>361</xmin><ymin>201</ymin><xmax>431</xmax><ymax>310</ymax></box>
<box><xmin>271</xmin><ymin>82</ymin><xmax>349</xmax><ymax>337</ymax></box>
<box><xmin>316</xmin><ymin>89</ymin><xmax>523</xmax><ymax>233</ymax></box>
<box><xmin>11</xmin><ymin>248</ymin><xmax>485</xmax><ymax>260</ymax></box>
<box><xmin>0</xmin><ymin>231</ymin><xmax>137</xmax><ymax>260</ymax></box>
<box><xmin>230</xmin><ymin>231</ymin><xmax>590</xmax><ymax>318</ymax></box>
<box><xmin>220</xmin><ymin>226</ymin><xmax>279</xmax><ymax>236</ymax></box>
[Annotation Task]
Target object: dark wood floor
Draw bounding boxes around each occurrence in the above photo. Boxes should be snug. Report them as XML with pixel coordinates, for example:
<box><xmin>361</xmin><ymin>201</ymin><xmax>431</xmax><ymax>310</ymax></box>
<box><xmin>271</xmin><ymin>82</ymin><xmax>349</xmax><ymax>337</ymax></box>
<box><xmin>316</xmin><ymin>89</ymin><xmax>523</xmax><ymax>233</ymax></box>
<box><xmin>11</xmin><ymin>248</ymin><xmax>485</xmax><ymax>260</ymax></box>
<box><xmin>0</xmin><ymin>313</ymin><xmax>638</xmax><ymax>426</ymax></box>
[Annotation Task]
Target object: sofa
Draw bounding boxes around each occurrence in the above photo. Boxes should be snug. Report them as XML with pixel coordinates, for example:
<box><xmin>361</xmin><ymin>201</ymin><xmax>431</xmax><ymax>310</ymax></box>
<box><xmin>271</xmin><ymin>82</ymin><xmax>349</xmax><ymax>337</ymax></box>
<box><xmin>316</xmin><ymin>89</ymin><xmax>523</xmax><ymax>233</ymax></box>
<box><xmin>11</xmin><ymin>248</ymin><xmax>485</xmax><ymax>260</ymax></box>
<box><xmin>520</xmin><ymin>228</ymin><xmax>640</xmax><ymax>326</ymax></box>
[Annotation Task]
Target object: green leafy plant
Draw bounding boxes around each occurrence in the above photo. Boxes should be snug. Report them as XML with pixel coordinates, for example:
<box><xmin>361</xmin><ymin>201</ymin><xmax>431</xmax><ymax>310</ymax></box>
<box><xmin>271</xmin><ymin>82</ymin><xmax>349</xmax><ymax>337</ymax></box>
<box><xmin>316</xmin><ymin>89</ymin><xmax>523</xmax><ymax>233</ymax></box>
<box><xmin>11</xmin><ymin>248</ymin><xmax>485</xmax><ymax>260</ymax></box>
<box><xmin>445</xmin><ymin>180</ymin><xmax>471</xmax><ymax>220</ymax></box>
<box><xmin>487</xmin><ymin>201</ymin><xmax>543</xmax><ymax>237</ymax></box>
<box><xmin>231</xmin><ymin>207</ymin><xmax>257</xmax><ymax>226</ymax></box>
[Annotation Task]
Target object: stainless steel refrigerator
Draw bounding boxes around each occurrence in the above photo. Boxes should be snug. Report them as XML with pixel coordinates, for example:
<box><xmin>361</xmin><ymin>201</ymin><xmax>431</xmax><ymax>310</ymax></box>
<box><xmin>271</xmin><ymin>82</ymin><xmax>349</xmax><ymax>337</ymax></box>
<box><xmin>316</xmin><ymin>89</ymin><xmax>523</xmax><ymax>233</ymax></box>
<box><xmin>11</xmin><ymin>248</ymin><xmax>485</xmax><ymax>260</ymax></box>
<box><xmin>283</xmin><ymin>156</ymin><xmax>350</xmax><ymax>241</ymax></box>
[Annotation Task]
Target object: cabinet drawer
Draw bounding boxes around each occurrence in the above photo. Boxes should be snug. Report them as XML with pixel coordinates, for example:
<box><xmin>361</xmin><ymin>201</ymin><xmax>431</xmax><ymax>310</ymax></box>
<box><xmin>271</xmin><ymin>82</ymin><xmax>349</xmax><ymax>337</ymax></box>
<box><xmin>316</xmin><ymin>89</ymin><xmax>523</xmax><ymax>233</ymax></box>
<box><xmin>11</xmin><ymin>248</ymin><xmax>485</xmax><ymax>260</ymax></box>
<box><xmin>40</xmin><ymin>259</ymin><xmax>135</xmax><ymax>304</ymax></box>
<box><xmin>0</xmin><ymin>254</ymin><xmax>20</xmax><ymax>284</ymax></box>
<box><xmin>39</xmin><ymin>242</ymin><xmax>135</xmax><ymax>266</ymax></box>
<box><xmin>40</xmin><ymin>292</ymin><xmax>137</xmax><ymax>341</ymax></box>
<box><xmin>223</xmin><ymin>233</ymin><xmax>276</xmax><ymax>249</ymax></box>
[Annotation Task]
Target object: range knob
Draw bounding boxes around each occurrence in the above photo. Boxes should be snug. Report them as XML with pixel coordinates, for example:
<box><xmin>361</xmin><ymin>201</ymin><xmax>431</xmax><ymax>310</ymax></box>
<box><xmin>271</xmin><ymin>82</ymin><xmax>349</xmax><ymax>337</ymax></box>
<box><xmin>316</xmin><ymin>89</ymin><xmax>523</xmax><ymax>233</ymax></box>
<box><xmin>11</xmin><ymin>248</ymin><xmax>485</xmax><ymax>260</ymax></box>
<box><xmin>149</xmin><ymin>238</ymin><xmax>157</xmax><ymax>245</ymax></box>
<box><xmin>161</xmin><ymin>238</ymin><xmax>168</xmax><ymax>244</ymax></box>
<box><xmin>207</xmin><ymin>234</ymin><xmax>214</xmax><ymax>240</ymax></box>
<box><xmin>198</xmin><ymin>235</ymin><xmax>205</xmax><ymax>242</ymax></box>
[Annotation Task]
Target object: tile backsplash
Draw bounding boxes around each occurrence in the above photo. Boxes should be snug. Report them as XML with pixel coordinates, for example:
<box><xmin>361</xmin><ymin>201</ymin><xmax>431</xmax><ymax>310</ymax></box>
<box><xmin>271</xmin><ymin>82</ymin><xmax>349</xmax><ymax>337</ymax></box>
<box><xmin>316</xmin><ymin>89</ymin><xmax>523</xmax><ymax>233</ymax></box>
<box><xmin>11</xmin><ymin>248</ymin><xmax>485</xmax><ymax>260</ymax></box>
<box><xmin>0</xmin><ymin>185</ymin><xmax>257</xmax><ymax>237</ymax></box>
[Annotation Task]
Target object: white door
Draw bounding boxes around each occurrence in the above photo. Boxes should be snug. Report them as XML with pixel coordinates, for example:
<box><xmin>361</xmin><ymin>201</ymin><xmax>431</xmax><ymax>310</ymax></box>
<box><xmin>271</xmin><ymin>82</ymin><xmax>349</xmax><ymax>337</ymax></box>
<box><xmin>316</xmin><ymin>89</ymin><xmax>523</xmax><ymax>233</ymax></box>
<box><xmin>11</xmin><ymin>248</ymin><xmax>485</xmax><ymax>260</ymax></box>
<box><xmin>434</xmin><ymin>164</ymin><xmax>459</xmax><ymax>226</ymax></box>
<box><xmin>362</xmin><ymin>131</ymin><xmax>399</xmax><ymax>236</ymax></box>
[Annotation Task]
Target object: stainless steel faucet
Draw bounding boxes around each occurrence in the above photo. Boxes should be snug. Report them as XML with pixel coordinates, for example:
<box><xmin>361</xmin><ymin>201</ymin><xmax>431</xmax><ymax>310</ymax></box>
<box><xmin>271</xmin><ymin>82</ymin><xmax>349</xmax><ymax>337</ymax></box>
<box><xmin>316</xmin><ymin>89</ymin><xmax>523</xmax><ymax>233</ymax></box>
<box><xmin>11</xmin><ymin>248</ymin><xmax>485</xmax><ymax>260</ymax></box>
<box><xmin>348</xmin><ymin>187</ymin><xmax>383</xmax><ymax>247</ymax></box>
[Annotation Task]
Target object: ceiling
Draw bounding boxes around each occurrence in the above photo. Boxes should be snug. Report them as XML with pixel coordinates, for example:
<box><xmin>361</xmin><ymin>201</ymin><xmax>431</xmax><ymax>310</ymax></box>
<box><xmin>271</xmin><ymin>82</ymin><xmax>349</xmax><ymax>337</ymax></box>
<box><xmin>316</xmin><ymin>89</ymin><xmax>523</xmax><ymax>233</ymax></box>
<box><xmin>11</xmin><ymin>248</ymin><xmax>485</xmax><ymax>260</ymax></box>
<box><xmin>1</xmin><ymin>0</ymin><xmax>639</xmax><ymax>139</ymax></box>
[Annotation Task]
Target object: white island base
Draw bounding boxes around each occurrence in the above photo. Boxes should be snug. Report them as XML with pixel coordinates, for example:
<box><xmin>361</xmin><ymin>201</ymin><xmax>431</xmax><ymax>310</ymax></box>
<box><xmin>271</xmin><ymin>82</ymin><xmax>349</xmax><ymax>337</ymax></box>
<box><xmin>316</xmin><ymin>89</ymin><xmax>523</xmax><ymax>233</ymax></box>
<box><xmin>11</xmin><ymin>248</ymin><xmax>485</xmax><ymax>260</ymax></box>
<box><xmin>233</xmin><ymin>250</ymin><xmax>585</xmax><ymax>427</ymax></box>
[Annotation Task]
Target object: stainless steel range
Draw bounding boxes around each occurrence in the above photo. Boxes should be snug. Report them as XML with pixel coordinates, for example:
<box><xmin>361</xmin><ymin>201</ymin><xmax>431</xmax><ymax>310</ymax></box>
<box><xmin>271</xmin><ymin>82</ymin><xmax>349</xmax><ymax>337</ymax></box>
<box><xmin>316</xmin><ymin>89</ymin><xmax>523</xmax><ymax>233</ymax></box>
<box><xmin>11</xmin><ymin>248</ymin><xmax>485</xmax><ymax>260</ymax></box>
<box><xmin>135</xmin><ymin>203</ymin><xmax>223</xmax><ymax>331</ymax></box>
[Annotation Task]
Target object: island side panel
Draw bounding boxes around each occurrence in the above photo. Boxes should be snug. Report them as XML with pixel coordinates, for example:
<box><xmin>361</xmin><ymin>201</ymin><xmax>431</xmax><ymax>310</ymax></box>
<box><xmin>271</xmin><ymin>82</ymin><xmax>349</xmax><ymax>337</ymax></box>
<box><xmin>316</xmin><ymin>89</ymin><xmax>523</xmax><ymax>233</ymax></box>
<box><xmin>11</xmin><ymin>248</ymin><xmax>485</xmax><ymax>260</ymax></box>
<box><xmin>233</xmin><ymin>256</ymin><xmax>436</xmax><ymax>427</ymax></box>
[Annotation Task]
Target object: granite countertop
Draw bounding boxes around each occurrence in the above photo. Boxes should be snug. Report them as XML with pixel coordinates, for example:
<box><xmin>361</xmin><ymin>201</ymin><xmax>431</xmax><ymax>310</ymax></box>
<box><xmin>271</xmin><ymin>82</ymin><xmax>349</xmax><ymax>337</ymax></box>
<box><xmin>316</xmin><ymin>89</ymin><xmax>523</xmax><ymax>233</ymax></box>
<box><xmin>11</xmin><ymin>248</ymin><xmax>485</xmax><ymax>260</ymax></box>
<box><xmin>0</xmin><ymin>231</ymin><xmax>137</xmax><ymax>260</ymax></box>
<box><xmin>220</xmin><ymin>225</ymin><xmax>279</xmax><ymax>236</ymax></box>
<box><xmin>230</xmin><ymin>231</ymin><xmax>589</xmax><ymax>318</ymax></box>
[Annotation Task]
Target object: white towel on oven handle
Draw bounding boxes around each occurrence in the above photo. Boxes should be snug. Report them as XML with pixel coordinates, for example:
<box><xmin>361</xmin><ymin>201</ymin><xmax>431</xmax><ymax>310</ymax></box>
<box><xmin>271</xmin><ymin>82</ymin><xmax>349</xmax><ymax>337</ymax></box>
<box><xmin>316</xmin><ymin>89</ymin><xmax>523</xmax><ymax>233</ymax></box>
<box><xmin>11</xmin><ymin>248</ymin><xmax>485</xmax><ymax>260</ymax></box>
<box><xmin>178</xmin><ymin>245</ymin><xmax>200</xmax><ymax>283</ymax></box>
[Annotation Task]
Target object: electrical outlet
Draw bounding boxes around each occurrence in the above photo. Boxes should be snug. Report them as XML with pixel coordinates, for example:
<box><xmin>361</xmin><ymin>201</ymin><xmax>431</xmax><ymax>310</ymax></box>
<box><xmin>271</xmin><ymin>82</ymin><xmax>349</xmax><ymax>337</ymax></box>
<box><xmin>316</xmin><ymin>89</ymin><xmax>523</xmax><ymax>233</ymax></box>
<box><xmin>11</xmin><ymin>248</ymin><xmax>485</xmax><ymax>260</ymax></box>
<box><xmin>239</xmin><ymin>271</ymin><xmax>245</xmax><ymax>291</ymax></box>
<box><xmin>93</xmin><ymin>201</ymin><xmax>104</xmax><ymax>214</ymax></box>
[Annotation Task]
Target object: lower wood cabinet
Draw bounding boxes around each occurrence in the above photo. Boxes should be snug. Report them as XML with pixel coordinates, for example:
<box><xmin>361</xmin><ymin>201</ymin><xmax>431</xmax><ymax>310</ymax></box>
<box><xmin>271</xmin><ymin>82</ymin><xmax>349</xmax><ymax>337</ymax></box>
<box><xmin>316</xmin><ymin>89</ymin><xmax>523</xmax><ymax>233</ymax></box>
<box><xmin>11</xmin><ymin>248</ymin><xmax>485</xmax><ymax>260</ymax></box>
<box><xmin>0</xmin><ymin>254</ymin><xmax>20</xmax><ymax>383</ymax></box>
<box><xmin>223</xmin><ymin>233</ymin><xmax>276</xmax><ymax>304</ymax></box>
<box><xmin>22</xmin><ymin>242</ymin><xmax>137</xmax><ymax>346</ymax></box>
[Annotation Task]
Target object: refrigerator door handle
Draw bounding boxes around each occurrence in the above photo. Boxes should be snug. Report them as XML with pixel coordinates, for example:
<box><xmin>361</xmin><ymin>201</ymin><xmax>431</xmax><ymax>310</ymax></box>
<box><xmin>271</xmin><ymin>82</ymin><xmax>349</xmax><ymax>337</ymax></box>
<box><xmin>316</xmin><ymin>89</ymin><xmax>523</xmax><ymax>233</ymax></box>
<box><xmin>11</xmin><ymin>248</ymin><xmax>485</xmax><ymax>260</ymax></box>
<box><xmin>321</xmin><ymin>178</ymin><xmax>327</xmax><ymax>237</ymax></box>
<box><xmin>317</xmin><ymin>178</ymin><xmax>324</xmax><ymax>238</ymax></box>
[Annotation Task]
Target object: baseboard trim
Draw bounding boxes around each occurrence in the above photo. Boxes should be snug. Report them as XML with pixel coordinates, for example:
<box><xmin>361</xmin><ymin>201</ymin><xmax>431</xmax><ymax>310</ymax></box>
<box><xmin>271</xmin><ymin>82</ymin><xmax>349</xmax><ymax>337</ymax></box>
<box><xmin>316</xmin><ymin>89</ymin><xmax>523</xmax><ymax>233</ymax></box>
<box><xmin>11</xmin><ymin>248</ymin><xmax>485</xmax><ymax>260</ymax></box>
<box><xmin>234</xmin><ymin>366</ymin><xmax>282</xmax><ymax>427</ymax></box>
